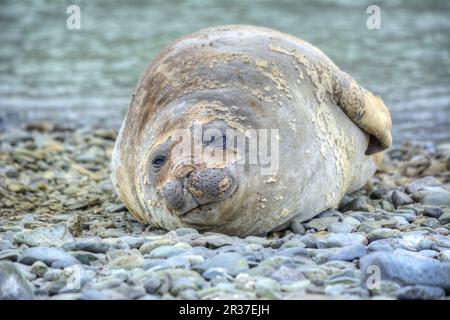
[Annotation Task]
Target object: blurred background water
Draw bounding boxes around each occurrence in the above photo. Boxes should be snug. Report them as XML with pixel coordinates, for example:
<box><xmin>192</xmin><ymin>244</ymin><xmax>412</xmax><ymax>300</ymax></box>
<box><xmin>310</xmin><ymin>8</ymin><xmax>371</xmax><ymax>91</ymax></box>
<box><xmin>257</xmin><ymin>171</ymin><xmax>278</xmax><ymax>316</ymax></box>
<box><xmin>0</xmin><ymin>0</ymin><xmax>449</xmax><ymax>144</ymax></box>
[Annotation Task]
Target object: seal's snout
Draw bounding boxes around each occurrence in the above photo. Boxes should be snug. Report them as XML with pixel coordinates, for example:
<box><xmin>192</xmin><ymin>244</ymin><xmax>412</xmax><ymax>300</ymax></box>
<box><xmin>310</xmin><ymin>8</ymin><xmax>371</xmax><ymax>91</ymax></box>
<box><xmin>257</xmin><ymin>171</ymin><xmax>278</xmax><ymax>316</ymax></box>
<box><xmin>161</xmin><ymin>167</ymin><xmax>237</xmax><ymax>214</ymax></box>
<box><xmin>187</xmin><ymin>168</ymin><xmax>237</xmax><ymax>202</ymax></box>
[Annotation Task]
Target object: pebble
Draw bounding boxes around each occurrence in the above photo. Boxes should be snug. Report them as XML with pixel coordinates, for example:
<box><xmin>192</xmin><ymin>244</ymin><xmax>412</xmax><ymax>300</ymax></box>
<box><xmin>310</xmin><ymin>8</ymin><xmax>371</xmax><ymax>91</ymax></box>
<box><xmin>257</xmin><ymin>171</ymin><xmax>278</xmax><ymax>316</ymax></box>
<box><xmin>422</xmin><ymin>191</ymin><xmax>450</xmax><ymax>206</ymax></box>
<box><xmin>342</xmin><ymin>216</ymin><xmax>361</xmax><ymax>228</ymax></box>
<box><xmin>367</xmin><ymin>228</ymin><xmax>403</xmax><ymax>242</ymax></box>
<box><xmin>70</xmin><ymin>251</ymin><xmax>104</xmax><ymax>265</ymax></box>
<box><xmin>202</xmin><ymin>268</ymin><xmax>230</xmax><ymax>280</ymax></box>
<box><xmin>203</xmin><ymin>233</ymin><xmax>244</xmax><ymax>248</ymax></box>
<box><xmin>396</xmin><ymin>285</ymin><xmax>445</xmax><ymax>300</ymax></box>
<box><xmin>118</xmin><ymin>236</ymin><xmax>146</xmax><ymax>249</ymax></box>
<box><xmin>13</xmin><ymin>225</ymin><xmax>74</xmax><ymax>247</ymax></box>
<box><xmin>30</xmin><ymin>261</ymin><xmax>48</xmax><ymax>277</ymax></box>
<box><xmin>202</xmin><ymin>253</ymin><xmax>249</xmax><ymax>276</ymax></box>
<box><xmin>0</xmin><ymin>261</ymin><xmax>34</xmax><ymax>299</ymax></box>
<box><xmin>405</xmin><ymin>176</ymin><xmax>441</xmax><ymax>194</ymax></box>
<box><xmin>391</xmin><ymin>190</ymin><xmax>414</xmax><ymax>207</ymax></box>
<box><xmin>340</xmin><ymin>197</ymin><xmax>371</xmax><ymax>212</ymax></box>
<box><xmin>305</xmin><ymin>217</ymin><xmax>339</xmax><ymax>231</ymax></box>
<box><xmin>422</xmin><ymin>206</ymin><xmax>443</xmax><ymax>219</ymax></box>
<box><xmin>18</xmin><ymin>247</ymin><xmax>80</xmax><ymax>268</ymax></box>
<box><xmin>109</xmin><ymin>254</ymin><xmax>144</xmax><ymax>270</ymax></box>
<box><xmin>438</xmin><ymin>208</ymin><xmax>450</xmax><ymax>225</ymax></box>
<box><xmin>175</xmin><ymin>228</ymin><xmax>198</xmax><ymax>237</ymax></box>
<box><xmin>360</xmin><ymin>252</ymin><xmax>450</xmax><ymax>290</ymax></box>
<box><xmin>290</xmin><ymin>218</ymin><xmax>306</xmax><ymax>234</ymax></box>
<box><xmin>139</xmin><ymin>239</ymin><xmax>177</xmax><ymax>255</ymax></box>
<box><xmin>255</xmin><ymin>278</ymin><xmax>280</xmax><ymax>298</ymax></box>
<box><xmin>143</xmin><ymin>276</ymin><xmax>162</xmax><ymax>294</ymax></box>
<box><xmin>326</xmin><ymin>233</ymin><xmax>368</xmax><ymax>248</ymax></box>
<box><xmin>270</xmin><ymin>265</ymin><xmax>305</xmax><ymax>283</ymax></box>
<box><xmin>149</xmin><ymin>245</ymin><xmax>187</xmax><ymax>259</ymax></box>
<box><xmin>327</xmin><ymin>222</ymin><xmax>353</xmax><ymax>233</ymax></box>
<box><xmin>62</xmin><ymin>239</ymin><xmax>117</xmax><ymax>253</ymax></box>
<box><xmin>0</xmin><ymin>249</ymin><xmax>21</xmax><ymax>262</ymax></box>
<box><xmin>328</xmin><ymin>244</ymin><xmax>368</xmax><ymax>261</ymax></box>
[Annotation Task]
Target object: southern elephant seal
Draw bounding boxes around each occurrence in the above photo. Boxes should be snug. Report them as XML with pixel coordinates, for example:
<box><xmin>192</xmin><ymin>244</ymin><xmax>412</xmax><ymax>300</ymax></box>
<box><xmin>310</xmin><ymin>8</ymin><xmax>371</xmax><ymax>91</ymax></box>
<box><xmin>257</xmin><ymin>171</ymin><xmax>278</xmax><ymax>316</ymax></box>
<box><xmin>111</xmin><ymin>25</ymin><xmax>392</xmax><ymax>236</ymax></box>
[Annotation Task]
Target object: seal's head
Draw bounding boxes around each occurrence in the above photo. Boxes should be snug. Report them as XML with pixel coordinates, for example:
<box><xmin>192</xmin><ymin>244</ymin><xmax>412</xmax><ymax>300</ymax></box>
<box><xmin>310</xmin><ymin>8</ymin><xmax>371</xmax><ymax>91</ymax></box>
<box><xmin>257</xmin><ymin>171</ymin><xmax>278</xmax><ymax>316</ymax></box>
<box><xmin>148</xmin><ymin>119</ymin><xmax>240</xmax><ymax>226</ymax></box>
<box><xmin>127</xmin><ymin>99</ymin><xmax>263</xmax><ymax>234</ymax></box>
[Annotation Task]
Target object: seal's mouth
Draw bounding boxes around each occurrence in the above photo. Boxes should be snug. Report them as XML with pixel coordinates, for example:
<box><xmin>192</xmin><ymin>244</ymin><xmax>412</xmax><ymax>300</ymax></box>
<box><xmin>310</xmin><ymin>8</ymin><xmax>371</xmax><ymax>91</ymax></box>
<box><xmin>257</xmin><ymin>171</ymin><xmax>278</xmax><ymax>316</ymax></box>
<box><xmin>179</xmin><ymin>203</ymin><xmax>213</xmax><ymax>218</ymax></box>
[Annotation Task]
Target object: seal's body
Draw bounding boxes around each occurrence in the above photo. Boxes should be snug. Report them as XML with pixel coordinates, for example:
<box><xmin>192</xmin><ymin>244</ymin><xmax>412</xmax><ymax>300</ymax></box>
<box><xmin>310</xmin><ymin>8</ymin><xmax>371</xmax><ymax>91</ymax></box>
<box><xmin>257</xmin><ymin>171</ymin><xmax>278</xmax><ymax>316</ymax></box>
<box><xmin>111</xmin><ymin>25</ymin><xmax>392</xmax><ymax>236</ymax></box>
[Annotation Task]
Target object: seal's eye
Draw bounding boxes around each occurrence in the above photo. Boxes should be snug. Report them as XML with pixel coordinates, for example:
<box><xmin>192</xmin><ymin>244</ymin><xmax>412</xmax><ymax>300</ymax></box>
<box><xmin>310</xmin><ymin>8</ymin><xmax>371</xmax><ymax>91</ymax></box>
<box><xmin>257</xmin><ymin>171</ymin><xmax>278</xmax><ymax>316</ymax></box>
<box><xmin>152</xmin><ymin>155</ymin><xmax>166</xmax><ymax>169</ymax></box>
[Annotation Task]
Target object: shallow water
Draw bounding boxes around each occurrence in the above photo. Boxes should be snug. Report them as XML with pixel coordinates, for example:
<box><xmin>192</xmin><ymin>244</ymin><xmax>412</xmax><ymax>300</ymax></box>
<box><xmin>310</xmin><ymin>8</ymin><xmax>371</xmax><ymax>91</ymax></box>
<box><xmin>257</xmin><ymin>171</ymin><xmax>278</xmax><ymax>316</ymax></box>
<box><xmin>0</xmin><ymin>0</ymin><xmax>449</xmax><ymax>143</ymax></box>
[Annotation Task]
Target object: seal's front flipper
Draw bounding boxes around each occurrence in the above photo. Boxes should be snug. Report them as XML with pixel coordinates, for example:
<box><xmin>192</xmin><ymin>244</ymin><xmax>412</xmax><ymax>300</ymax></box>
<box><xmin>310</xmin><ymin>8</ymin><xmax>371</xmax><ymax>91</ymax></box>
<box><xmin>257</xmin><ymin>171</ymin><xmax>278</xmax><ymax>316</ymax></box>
<box><xmin>333</xmin><ymin>71</ymin><xmax>392</xmax><ymax>155</ymax></box>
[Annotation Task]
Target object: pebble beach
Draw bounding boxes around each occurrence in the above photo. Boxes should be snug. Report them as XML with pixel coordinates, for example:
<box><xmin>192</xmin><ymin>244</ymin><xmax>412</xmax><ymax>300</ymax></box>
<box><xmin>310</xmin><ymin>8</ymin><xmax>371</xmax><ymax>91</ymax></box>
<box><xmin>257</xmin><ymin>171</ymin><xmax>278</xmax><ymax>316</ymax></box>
<box><xmin>1</xmin><ymin>122</ymin><xmax>450</xmax><ymax>300</ymax></box>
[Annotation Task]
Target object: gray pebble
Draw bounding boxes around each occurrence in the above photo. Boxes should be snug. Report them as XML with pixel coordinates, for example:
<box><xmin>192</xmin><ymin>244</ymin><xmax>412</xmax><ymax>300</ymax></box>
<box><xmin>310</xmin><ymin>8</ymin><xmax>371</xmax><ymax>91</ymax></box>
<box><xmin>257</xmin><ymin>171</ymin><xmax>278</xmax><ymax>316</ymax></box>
<box><xmin>70</xmin><ymin>251</ymin><xmax>104</xmax><ymax>265</ymax></box>
<box><xmin>202</xmin><ymin>267</ymin><xmax>229</xmax><ymax>280</ymax></box>
<box><xmin>143</xmin><ymin>276</ymin><xmax>162</xmax><ymax>294</ymax></box>
<box><xmin>391</xmin><ymin>190</ymin><xmax>414</xmax><ymax>207</ymax></box>
<box><xmin>328</xmin><ymin>244</ymin><xmax>368</xmax><ymax>261</ymax></box>
<box><xmin>175</xmin><ymin>228</ymin><xmax>198</xmax><ymax>237</ymax></box>
<box><xmin>305</xmin><ymin>217</ymin><xmax>339</xmax><ymax>231</ymax></box>
<box><xmin>367</xmin><ymin>228</ymin><xmax>403</xmax><ymax>242</ymax></box>
<box><xmin>13</xmin><ymin>225</ymin><xmax>74</xmax><ymax>247</ymax></box>
<box><xmin>326</xmin><ymin>233</ymin><xmax>367</xmax><ymax>248</ymax></box>
<box><xmin>327</xmin><ymin>222</ymin><xmax>353</xmax><ymax>233</ymax></box>
<box><xmin>422</xmin><ymin>191</ymin><xmax>450</xmax><ymax>206</ymax></box>
<box><xmin>405</xmin><ymin>176</ymin><xmax>441</xmax><ymax>194</ymax></box>
<box><xmin>340</xmin><ymin>197</ymin><xmax>370</xmax><ymax>212</ymax></box>
<box><xmin>438</xmin><ymin>208</ymin><xmax>450</xmax><ymax>225</ymax></box>
<box><xmin>18</xmin><ymin>247</ymin><xmax>79</xmax><ymax>268</ymax></box>
<box><xmin>360</xmin><ymin>252</ymin><xmax>450</xmax><ymax>290</ymax></box>
<box><xmin>202</xmin><ymin>252</ymin><xmax>249</xmax><ymax>276</ymax></box>
<box><xmin>270</xmin><ymin>265</ymin><xmax>305</xmax><ymax>283</ymax></box>
<box><xmin>422</xmin><ymin>206</ymin><xmax>443</xmax><ymax>219</ymax></box>
<box><xmin>149</xmin><ymin>245</ymin><xmax>187</xmax><ymax>259</ymax></box>
<box><xmin>0</xmin><ymin>249</ymin><xmax>21</xmax><ymax>262</ymax></box>
<box><xmin>30</xmin><ymin>261</ymin><xmax>48</xmax><ymax>277</ymax></box>
<box><xmin>396</xmin><ymin>285</ymin><xmax>445</xmax><ymax>300</ymax></box>
<box><xmin>0</xmin><ymin>261</ymin><xmax>34</xmax><ymax>299</ymax></box>
<box><xmin>62</xmin><ymin>239</ymin><xmax>117</xmax><ymax>253</ymax></box>
<box><xmin>290</xmin><ymin>218</ymin><xmax>306</xmax><ymax>234</ymax></box>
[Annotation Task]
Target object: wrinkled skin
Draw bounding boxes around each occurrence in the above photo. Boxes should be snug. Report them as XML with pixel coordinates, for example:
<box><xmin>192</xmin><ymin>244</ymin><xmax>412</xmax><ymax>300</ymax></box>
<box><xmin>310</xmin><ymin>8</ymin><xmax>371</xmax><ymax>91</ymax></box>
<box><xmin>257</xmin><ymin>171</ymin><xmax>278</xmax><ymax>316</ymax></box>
<box><xmin>111</xmin><ymin>25</ymin><xmax>392</xmax><ymax>236</ymax></box>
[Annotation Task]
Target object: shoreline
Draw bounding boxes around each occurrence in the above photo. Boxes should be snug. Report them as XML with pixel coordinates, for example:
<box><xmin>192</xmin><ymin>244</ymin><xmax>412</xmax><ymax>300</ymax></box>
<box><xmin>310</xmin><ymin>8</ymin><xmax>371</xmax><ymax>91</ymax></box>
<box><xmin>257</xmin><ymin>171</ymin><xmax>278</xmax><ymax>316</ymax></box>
<box><xmin>0</xmin><ymin>122</ymin><xmax>449</xmax><ymax>300</ymax></box>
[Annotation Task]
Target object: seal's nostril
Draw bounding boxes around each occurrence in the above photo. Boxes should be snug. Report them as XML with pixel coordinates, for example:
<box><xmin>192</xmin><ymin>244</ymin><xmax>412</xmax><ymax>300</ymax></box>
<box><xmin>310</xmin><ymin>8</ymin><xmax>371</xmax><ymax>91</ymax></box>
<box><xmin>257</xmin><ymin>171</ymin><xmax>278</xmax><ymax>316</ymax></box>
<box><xmin>162</xmin><ymin>180</ymin><xmax>185</xmax><ymax>209</ymax></box>
<box><xmin>173</xmin><ymin>163</ymin><xmax>196</xmax><ymax>179</ymax></box>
